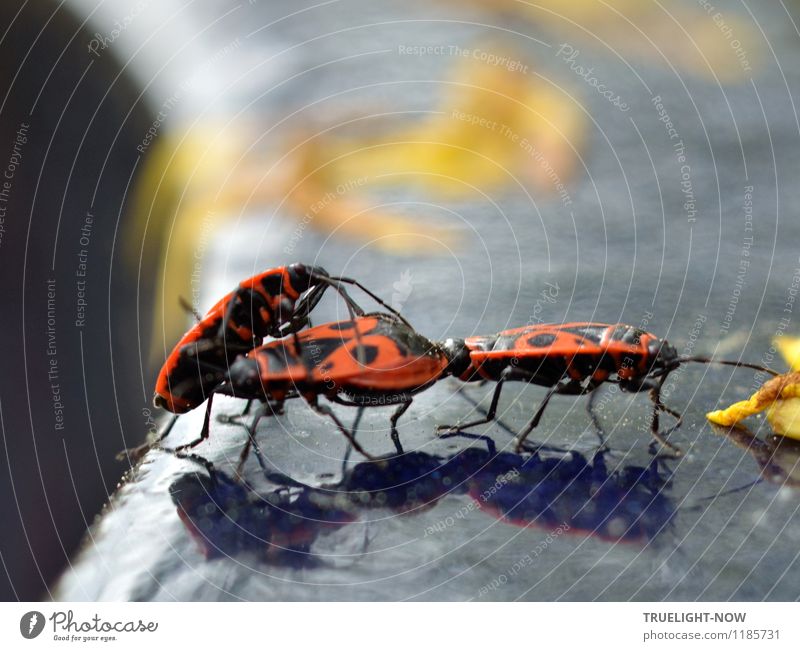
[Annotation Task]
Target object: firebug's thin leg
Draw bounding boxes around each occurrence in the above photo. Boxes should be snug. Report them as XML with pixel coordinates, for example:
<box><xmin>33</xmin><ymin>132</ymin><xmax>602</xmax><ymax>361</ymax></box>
<box><xmin>647</xmin><ymin>379</ymin><xmax>683</xmax><ymax>457</ymax></box>
<box><xmin>152</xmin><ymin>393</ymin><xmax>214</xmax><ymax>460</ymax></box>
<box><xmin>436</xmin><ymin>371</ymin><xmax>510</xmax><ymax>435</ymax></box>
<box><xmin>513</xmin><ymin>383</ymin><xmax>560</xmax><ymax>453</ymax></box>
<box><xmin>328</xmin><ymin>275</ymin><xmax>412</xmax><ymax>329</ymax></box>
<box><xmin>311</xmin><ymin>399</ymin><xmax>375</xmax><ymax>460</ymax></box>
<box><xmin>117</xmin><ymin>413</ymin><xmax>179</xmax><ymax>462</ymax></box>
<box><xmin>389</xmin><ymin>400</ymin><xmax>412</xmax><ymax>454</ymax></box>
<box><xmin>438</xmin><ymin>430</ymin><xmax>498</xmax><ymax>456</ymax></box>
<box><xmin>341</xmin><ymin>405</ymin><xmax>366</xmax><ymax>474</ymax></box>
<box><xmin>216</xmin><ymin>398</ymin><xmax>255</xmax><ymax>427</ymax></box>
<box><xmin>235</xmin><ymin>403</ymin><xmax>275</xmax><ymax>480</ymax></box>
<box><xmin>164</xmin><ymin>394</ymin><xmax>215</xmax><ymax>456</ymax></box>
<box><xmin>585</xmin><ymin>389</ymin><xmax>608</xmax><ymax>451</ymax></box>
<box><xmin>448</xmin><ymin>378</ymin><xmax>527</xmax><ymax>440</ymax></box>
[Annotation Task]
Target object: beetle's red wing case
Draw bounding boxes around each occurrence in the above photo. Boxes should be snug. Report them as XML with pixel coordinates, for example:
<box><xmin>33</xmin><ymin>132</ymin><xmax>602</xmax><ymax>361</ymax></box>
<box><xmin>250</xmin><ymin>314</ymin><xmax>449</xmax><ymax>394</ymax></box>
<box><xmin>464</xmin><ymin>322</ymin><xmax>659</xmax><ymax>383</ymax></box>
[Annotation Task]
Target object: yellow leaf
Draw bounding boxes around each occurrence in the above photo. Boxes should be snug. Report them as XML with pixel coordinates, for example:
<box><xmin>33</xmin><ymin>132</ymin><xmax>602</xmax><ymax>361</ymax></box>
<box><xmin>125</xmin><ymin>123</ymin><xmax>248</xmax><ymax>367</ymax></box>
<box><xmin>459</xmin><ymin>0</ymin><xmax>759</xmax><ymax>82</ymax></box>
<box><xmin>775</xmin><ymin>336</ymin><xmax>800</xmax><ymax>371</ymax></box>
<box><xmin>280</xmin><ymin>131</ymin><xmax>461</xmax><ymax>253</ymax></box>
<box><xmin>767</xmin><ymin>398</ymin><xmax>800</xmax><ymax>441</ymax></box>
<box><xmin>706</xmin><ymin>399</ymin><xmax>763</xmax><ymax>427</ymax></box>
<box><xmin>306</xmin><ymin>47</ymin><xmax>584</xmax><ymax>198</ymax></box>
<box><xmin>706</xmin><ymin>372</ymin><xmax>800</xmax><ymax>434</ymax></box>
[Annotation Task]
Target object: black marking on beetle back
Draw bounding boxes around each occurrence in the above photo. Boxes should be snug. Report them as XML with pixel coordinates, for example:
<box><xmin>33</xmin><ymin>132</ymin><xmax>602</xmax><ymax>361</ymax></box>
<box><xmin>329</xmin><ymin>321</ymin><xmax>357</xmax><ymax>331</ymax></box>
<box><xmin>287</xmin><ymin>263</ymin><xmax>319</xmax><ymax>293</ymax></box>
<box><xmin>527</xmin><ymin>333</ymin><xmax>557</xmax><ymax>347</ymax></box>
<box><xmin>349</xmin><ymin>344</ymin><xmax>380</xmax><ymax>365</ymax></box>
<box><xmin>263</xmin><ymin>346</ymin><xmax>294</xmax><ymax>371</ymax></box>
<box><xmin>259</xmin><ymin>272</ymin><xmax>284</xmax><ymax>296</ymax></box>
<box><xmin>611</xmin><ymin>325</ymin><xmax>644</xmax><ymax>345</ymax></box>
<box><xmin>561</xmin><ymin>325</ymin><xmax>606</xmax><ymax>344</ymax></box>
<box><xmin>302</xmin><ymin>337</ymin><xmax>348</xmax><ymax>367</ymax></box>
<box><xmin>372</xmin><ymin>315</ymin><xmax>436</xmax><ymax>359</ymax></box>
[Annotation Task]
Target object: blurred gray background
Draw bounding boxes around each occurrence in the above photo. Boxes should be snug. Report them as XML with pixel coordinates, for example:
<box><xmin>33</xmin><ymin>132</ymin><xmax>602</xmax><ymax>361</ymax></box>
<box><xmin>2</xmin><ymin>0</ymin><xmax>800</xmax><ymax>600</ymax></box>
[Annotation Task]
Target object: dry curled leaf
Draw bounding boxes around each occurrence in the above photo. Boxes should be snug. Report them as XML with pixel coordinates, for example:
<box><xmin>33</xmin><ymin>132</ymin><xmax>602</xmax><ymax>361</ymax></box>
<box><xmin>707</xmin><ymin>368</ymin><xmax>800</xmax><ymax>441</ymax></box>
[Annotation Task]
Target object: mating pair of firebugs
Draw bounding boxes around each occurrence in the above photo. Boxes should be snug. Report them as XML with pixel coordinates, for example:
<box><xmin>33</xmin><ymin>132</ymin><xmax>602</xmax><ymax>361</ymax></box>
<box><xmin>149</xmin><ymin>263</ymin><xmax>774</xmax><ymax>467</ymax></box>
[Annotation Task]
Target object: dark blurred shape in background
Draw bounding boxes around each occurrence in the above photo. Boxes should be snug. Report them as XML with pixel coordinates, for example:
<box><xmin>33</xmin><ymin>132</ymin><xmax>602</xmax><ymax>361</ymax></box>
<box><xmin>0</xmin><ymin>0</ymin><xmax>151</xmax><ymax>600</ymax></box>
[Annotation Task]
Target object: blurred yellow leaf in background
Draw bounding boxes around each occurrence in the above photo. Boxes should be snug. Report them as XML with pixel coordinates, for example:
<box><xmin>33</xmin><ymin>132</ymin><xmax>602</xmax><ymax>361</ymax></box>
<box><xmin>127</xmin><ymin>123</ymin><xmax>247</xmax><ymax>366</ymax></box>
<box><xmin>319</xmin><ymin>50</ymin><xmax>584</xmax><ymax>197</ymax></box>
<box><xmin>461</xmin><ymin>0</ymin><xmax>759</xmax><ymax>82</ymax></box>
<box><xmin>279</xmin><ymin>130</ymin><xmax>460</xmax><ymax>253</ymax></box>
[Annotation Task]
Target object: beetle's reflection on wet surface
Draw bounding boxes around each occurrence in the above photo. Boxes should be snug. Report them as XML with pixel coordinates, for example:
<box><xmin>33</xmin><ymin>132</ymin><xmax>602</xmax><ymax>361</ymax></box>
<box><xmin>169</xmin><ymin>435</ymin><xmax>679</xmax><ymax>567</ymax></box>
